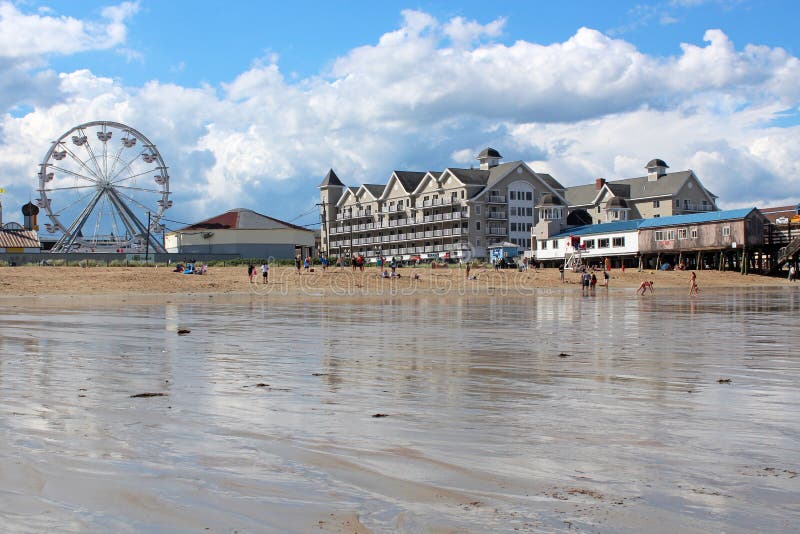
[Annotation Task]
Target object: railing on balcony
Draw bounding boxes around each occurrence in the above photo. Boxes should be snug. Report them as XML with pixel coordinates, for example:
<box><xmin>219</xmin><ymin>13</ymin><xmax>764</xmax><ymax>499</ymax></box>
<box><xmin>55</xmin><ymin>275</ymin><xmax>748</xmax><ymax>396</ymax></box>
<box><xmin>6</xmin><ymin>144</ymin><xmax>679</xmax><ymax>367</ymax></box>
<box><xmin>487</xmin><ymin>195</ymin><xmax>506</xmax><ymax>203</ymax></box>
<box><xmin>488</xmin><ymin>228</ymin><xmax>507</xmax><ymax>236</ymax></box>
<box><xmin>487</xmin><ymin>212</ymin><xmax>507</xmax><ymax>219</ymax></box>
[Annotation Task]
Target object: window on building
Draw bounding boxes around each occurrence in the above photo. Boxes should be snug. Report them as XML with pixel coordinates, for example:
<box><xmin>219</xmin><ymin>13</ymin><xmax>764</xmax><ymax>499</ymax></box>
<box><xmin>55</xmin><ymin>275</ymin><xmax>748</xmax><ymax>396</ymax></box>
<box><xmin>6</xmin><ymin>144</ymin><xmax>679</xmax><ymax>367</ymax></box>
<box><xmin>653</xmin><ymin>200</ymin><xmax>660</xmax><ymax>208</ymax></box>
<box><xmin>540</xmin><ymin>241</ymin><xmax>547</xmax><ymax>250</ymax></box>
<box><xmin>510</xmin><ymin>191</ymin><xmax>516</xmax><ymax>200</ymax></box>
<box><xmin>476</xmin><ymin>205</ymin><xmax>481</xmax><ymax>214</ymax></box>
<box><xmin>476</xmin><ymin>239</ymin><xmax>481</xmax><ymax>246</ymax></box>
<box><xmin>691</xmin><ymin>228</ymin><xmax>698</xmax><ymax>239</ymax></box>
<box><xmin>612</xmin><ymin>237</ymin><xmax>625</xmax><ymax>247</ymax></box>
<box><xmin>510</xmin><ymin>207</ymin><xmax>517</xmax><ymax>216</ymax></box>
<box><xmin>461</xmin><ymin>191</ymin><xmax>465</xmax><ymax>198</ymax></box>
<box><xmin>527</xmin><ymin>207</ymin><xmax>533</xmax><ymax>217</ymax></box>
<box><xmin>598</xmin><ymin>238</ymin><xmax>610</xmax><ymax>248</ymax></box>
<box><xmin>655</xmin><ymin>230</ymin><xmax>665</xmax><ymax>241</ymax></box>
<box><xmin>552</xmin><ymin>239</ymin><xmax>559</xmax><ymax>249</ymax></box>
<box><xmin>701</xmin><ymin>200</ymin><xmax>709</xmax><ymax>208</ymax></box>
<box><xmin>596</xmin><ymin>206</ymin><xmax>601</xmax><ymax>213</ymax></box>
<box><xmin>675</xmin><ymin>199</ymin><xmax>680</xmax><ymax>208</ymax></box>
<box><xmin>582</xmin><ymin>239</ymin><xmax>595</xmax><ymax>249</ymax></box>
<box><xmin>510</xmin><ymin>223</ymin><xmax>516</xmax><ymax>232</ymax></box>
<box><xmin>722</xmin><ymin>226</ymin><xmax>731</xmax><ymax>237</ymax></box>
<box><xmin>476</xmin><ymin>221</ymin><xmax>481</xmax><ymax>231</ymax></box>
<box><xmin>684</xmin><ymin>199</ymin><xmax>690</xmax><ymax>209</ymax></box>
<box><xmin>678</xmin><ymin>228</ymin><xmax>688</xmax><ymax>240</ymax></box>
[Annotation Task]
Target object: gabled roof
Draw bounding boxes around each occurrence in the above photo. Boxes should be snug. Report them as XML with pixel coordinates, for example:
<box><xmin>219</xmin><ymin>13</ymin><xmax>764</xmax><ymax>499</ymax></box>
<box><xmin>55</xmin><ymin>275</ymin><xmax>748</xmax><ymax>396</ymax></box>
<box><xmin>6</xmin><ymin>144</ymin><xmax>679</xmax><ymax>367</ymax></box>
<box><xmin>175</xmin><ymin>208</ymin><xmax>312</xmax><ymax>233</ymax></box>
<box><xmin>446</xmin><ymin>168</ymin><xmax>490</xmax><ymax>186</ymax></box>
<box><xmin>550</xmin><ymin>207</ymin><xmax>759</xmax><ymax>239</ymax></box>
<box><xmin>536</xmin><ymin>173</ymin><xmax>565</xmax><ymax>192</ymax></box>
<box><xmin>565</xmin><ymin>171</ymin><xmax>696</xmax><ymax>206</ymax></box>
<box><xmin>319</xmin><ymin>169</ymin><xmax>344</xmax><ymax>187</ymax></box>
<box><xmin>0</xmin><ymin>228</ymin><xmax>40</xmax><ymax>248</ymax></box>
<box><xmin>360</xmin><ymin>184</ymin><xmax>385</xmax><ymax>199</ymax></box>
<box><xmin>394</xmin><ymin>171</ymin><xmax>429</xmax><ymax>192</ymax></box>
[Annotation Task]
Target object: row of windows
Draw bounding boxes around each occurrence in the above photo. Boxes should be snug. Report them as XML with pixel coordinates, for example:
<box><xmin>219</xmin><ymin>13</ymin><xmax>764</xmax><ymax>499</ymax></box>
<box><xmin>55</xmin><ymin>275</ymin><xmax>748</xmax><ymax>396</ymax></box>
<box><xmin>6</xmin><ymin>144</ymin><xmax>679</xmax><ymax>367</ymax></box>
<box><xmin>510</xmin><ymin>222</ymin><xmax>532</xmax><ymax>232</ymax></box>
<box><xmin>654</xmin><ymin>226</ymin><xmax>729</xmax><ymax>241</ymax></box>
<box><xmin>510</xmin><ymin>206</ymin><xmax>534</xmax><ymax>217</ymax></box>
<box><xmin>539</xmin><ymin>237</ymin><xmax>626</xmax><ymax>250</ymax></box>
<box><xmin>510</xmin><ymin>238</ymin><xmax>532</xmax><ymax>248</ymax></box>
<box><xmin>509</xmin><ymin>191</ymin><xmax>533</xmax><ymax>201</ymax></box>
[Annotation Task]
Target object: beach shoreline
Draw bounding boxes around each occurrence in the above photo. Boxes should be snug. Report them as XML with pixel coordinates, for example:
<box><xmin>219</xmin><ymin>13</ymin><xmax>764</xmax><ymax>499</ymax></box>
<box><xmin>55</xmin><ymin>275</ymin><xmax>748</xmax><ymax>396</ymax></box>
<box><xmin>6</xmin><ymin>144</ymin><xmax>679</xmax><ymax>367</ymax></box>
<box><xmin>0</xmin><ymin>265</ymin><xmax>792</xmax><ymax>301</ymax></box>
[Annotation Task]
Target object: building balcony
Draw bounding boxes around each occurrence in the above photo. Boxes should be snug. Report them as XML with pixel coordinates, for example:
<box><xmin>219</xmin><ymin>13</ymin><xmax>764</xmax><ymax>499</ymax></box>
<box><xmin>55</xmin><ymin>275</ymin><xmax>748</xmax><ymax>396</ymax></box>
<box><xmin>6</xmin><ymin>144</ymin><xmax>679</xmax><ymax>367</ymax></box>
<box><xmin>487</xmin><ymin>195</ymin><xmax>506</xmax><ymax>203</ymax></box>
<box><xmin>487</xmin><ymin>228</ymin><xmax>507</xmax><ymax>236</ymax></box>
<box><xmin>487</xmin><ymin>212</ymin><xmax>507</xmax><ymax>220</ymax></box>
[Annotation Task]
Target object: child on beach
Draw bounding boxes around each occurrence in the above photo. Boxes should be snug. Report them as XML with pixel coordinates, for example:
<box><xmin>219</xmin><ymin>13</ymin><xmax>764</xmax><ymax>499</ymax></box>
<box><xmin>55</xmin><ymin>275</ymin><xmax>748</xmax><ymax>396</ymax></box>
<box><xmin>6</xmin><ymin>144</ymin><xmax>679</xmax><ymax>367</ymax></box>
<box><xmin>247</xmin><ymin>264</ymin><xmax>256</xmax><ymax>283</ymax></box>
<box><xmin>261</xmin><ymin>262</ymin><xmax>269</xmax><ymax>284</ymax></box>
<box><xmin>689</xmin><ymin>271</ymin><xmax>699</xmax><ymax>296</ymax></box>
<box><xmin>637</xmin><ymin>280</ymin><xmax>654</xmax><ymax>295</ymax></box>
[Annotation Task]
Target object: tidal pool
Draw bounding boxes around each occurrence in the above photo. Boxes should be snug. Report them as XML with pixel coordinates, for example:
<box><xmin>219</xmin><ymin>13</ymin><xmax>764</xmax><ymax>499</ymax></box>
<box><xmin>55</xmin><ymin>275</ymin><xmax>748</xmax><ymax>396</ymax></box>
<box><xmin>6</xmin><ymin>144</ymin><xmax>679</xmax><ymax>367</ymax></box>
<box><xmin>0</xmin><ymin>288</ymin><xmax>798</xmax><ymax>532</ymax></box>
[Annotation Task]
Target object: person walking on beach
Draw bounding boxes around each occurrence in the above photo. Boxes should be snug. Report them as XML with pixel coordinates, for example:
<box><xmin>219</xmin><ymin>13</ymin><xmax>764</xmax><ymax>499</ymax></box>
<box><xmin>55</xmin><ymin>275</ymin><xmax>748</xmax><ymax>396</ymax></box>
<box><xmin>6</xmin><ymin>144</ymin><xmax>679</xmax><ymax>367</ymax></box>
<box><xmin>581</xmin><ymin>271</ymin><xmax>590</xmax><ymax>295</ymax></box>
<box><xmin>390</xmin><ymin>258</ymin><xmax>397</xmax><ymax>276</ymax></box>
<box><xmin>559</xmin><ymin>263</ymin><xmax>565</xmax><ymax>283</ymax></box>
<box><xmin>261</xmin><ymin>262</ymin><xmax>269</xmax><ymax>284</ymax></box>
<box><xmin>603</xmin><ymin>270</ymin><xmax>609</xmax><ymax>287</ymax></box>
<box><xmin>466</xmin><ymin>262</ymin><xmax>471</xmax><ymax>279</ymax></box>
<box><xmin>295</xmin><ymin>255</ymin><xmax>302</xmax><ymax>273</ymax></box>
<box><xmin>304</xmin><ymin>256</ymin><xmax>310</xmax><ymax>272</ymax></box>
<box><xmin>789</xmin><ymin>264</ymin><xmax>796</xmax><ymax>282</ymax></box>
<box><xmin>590</xmin><ymin>271</ymin><xmax>597</xmax><ymax>293</ymax></box>
<box><xmin>637</xmin><ymin>280</ymin><xmax>654</xmax><ymax>295</ymax></box>
<box><xmin>247</xmin><ymin>263</ymin><xmax>256</xmax><ymax>283</ymax></box>
<box><xmin>689</xmin><ymin>271</ymin><xmax>699</xmax><ymax>296</ymax></box>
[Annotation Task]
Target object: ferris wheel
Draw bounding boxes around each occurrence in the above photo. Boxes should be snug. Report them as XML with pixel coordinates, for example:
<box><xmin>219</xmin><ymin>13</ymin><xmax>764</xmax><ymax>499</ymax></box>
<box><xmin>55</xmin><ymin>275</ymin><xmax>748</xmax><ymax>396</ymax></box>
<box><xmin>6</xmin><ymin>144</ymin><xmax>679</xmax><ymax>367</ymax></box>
<box><xmin>37</xmin><ymin>120</ymin><xmax>172</xmax><ymax>253</ymax></box>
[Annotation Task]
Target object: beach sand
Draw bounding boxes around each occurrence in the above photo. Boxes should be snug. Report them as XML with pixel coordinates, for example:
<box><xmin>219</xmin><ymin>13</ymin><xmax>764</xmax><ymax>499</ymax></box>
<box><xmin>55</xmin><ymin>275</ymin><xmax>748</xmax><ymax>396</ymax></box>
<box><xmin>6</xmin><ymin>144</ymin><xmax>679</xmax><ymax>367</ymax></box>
<box><xmin>0</xmin><ymin>264</ymin><xmax>790</xmax><ymax>299</ymax></box>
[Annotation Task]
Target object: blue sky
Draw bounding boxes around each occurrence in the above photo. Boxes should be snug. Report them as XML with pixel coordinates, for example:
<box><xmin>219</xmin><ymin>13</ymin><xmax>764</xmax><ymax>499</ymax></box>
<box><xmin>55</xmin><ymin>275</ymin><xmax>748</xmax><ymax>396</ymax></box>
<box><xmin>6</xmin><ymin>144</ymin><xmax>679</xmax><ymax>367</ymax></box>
<box><xmin>1</xmin><ymin>0</ymin><xmax>799</xmax><ymax>232</ymax></box>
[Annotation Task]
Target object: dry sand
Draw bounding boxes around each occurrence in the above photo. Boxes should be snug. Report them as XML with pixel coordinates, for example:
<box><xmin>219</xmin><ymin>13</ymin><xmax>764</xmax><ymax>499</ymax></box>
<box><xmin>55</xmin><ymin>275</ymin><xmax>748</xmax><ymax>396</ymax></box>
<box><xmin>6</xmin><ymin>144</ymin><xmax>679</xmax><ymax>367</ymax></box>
<box><xmin>0</xmin><ymin>264</ymin><xmax>790</xmax><ymax>299</ymax></box>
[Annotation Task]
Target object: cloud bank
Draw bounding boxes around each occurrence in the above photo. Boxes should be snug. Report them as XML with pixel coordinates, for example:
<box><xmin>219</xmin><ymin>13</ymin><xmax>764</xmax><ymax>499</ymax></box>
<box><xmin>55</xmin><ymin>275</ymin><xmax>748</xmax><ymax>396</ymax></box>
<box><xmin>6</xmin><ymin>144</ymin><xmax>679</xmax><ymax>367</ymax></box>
<box><xmin>0</xmin><ymin>6</ymin><xmax>798</xmax><ymax>228</ymax></box>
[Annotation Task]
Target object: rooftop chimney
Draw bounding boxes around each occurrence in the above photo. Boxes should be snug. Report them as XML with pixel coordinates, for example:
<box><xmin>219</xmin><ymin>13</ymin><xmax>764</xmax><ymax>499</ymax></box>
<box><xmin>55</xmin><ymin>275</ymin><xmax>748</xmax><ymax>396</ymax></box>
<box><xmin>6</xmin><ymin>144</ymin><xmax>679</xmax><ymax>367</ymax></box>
<box><xmin>595</xmin><ymin>178</ymin><xmax>606</xmax><ymax>190</ymax></box>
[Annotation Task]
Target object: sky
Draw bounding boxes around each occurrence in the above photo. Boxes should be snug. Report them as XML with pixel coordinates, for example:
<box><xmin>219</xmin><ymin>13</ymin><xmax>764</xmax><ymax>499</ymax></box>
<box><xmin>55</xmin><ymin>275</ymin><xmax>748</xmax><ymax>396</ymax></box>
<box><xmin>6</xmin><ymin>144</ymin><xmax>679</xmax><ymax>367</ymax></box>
<box><xmin>0</xmin><ymin>0</ymin><xmax>799</xmax><ymax>231</ymax></box>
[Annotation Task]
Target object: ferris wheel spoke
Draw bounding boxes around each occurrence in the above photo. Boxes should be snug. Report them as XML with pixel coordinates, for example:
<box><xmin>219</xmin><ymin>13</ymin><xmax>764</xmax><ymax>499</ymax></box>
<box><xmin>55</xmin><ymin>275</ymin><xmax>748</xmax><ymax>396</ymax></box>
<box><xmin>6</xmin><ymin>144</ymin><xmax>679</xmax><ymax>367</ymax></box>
<box><xmin>115</xmin><ymin>184</ymin><xmax>166</xmax><ymax>194</ymax></box>
<box><xmin>106</xmin><ymin>142</ymin><xmax>127</xmax><ymax>181</ymax></box>
<box><xmin>82</xmin><ymin>135</ymin><xmax>107</xmax><ymax>181</ymax></box>
<box><xmin>48</xmin><ymin>164</ymin><xmax>101</xmax><ymax>184</ymax></box>
<box><xmin>115</xmin><ymin>188</ymin><xmax>159</xmax><ymax>215</ymax></box>
<box><xmin>107</xmin><ymin>150</ymin><xmax>144</xmax><ymax>184</ymax></box>
<box><xmin>49</xmin><ymin>188</ymin><xmax>98</xmax><ymax>217</ymax></box>
<box><xmin>60</xmin><ymin>143</ymin><xmax>100</xmax><ymax>181</ymax></box>
<box><xmin>110</xmin><ymin>166</ymin><xmax>159</xmax><ymax>186</ymax></box>
<box><xmin>42</xmin><ymin>184</ymin><xmax>98</xmax><ymax>192</ymax></box>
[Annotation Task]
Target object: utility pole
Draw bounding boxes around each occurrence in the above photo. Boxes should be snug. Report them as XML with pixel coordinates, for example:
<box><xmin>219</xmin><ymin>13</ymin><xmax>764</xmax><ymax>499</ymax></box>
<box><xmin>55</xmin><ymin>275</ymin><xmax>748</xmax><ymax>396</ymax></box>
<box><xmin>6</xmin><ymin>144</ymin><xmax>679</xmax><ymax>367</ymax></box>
<box><xmin>145</xmin><ymin>211</ymin><xmax>151</xmax><ymax>264</ymax></box>
<box><xmin>316</xmin><ymin>202</ymin><xmax>329</xmax><ymax>258</ymax></box>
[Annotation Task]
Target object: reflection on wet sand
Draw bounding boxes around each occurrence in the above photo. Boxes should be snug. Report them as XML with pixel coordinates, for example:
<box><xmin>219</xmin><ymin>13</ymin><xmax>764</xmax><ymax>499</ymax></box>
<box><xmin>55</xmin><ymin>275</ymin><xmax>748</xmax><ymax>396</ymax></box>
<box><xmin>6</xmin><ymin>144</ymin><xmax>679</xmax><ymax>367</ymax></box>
<box><xmin>0</xmin><ymin>288</ymin><xmax>799</xmax><ymax>532</ymax></box>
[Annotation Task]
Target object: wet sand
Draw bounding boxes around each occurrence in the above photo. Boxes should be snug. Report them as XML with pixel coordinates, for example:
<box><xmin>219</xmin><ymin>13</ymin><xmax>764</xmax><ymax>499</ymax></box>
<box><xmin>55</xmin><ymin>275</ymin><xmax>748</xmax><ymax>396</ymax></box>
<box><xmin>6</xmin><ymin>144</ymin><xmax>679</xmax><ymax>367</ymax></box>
<box><xmin>1</xmin><ymin>289</ymin><xmax>798</xmax><ymax>532</ymax></box>
<box><xmin>0</xmin><ymin>264</ymin><xmax>791</xmax><ymax>299</ymax></box>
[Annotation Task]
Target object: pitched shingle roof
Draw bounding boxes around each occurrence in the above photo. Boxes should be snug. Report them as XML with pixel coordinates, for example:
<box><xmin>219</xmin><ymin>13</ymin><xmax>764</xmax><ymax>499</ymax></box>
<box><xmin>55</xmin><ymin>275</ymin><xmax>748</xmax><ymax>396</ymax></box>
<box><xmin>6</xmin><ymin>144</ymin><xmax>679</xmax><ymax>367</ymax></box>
<box><xmin>176</xmin><ymin>208</ymin><xmax>313</xmax><ymax>232</ymax></box>
<box><xmin>361</xmin><ymin>184</ymin><xmax>385</xmax><ymax>198</ymax></box>
<box><xmin>565</xmin><ymin>171</ymin><xmax>695</xmax><ymax>206</ymax></box>
<box><xmin>394</xmin><ymin>171</ymin><xmax>429</xmax><ymax>192</ymax></box>
<box><xmin>319</xmin><ymin>169</ymin><xmax>344</xmax><ymax>187</ymax></box>
<box><xmin>0</xmin><ymin>228</ymin><xmax>40</xmax><ymax>248</ymax></box>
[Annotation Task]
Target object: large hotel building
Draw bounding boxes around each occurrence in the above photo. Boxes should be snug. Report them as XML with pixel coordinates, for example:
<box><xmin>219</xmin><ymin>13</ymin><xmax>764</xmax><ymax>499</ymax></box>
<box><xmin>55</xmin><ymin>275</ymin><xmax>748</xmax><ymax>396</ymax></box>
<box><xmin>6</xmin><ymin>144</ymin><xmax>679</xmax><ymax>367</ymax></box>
<box><xmin>318</xmin><ymin>149</ymin><xmax>719</xmax><ymax>260</ymax></box>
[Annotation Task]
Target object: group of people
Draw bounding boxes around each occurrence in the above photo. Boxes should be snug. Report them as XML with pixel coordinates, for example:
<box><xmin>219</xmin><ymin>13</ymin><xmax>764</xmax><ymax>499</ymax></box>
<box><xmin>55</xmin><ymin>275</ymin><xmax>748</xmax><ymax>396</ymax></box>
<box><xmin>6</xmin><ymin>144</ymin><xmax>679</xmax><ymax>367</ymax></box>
<box><xmin>172</xmin><ymin>260</ymin><xmax>207</xmax><ymax>275</ymax></box>
<box><xmin>247</xmin><ymin>263</ymin><xmax>270</xmax><ymax>284</ymax></box>
<box><xmin>579</xmin><ymin>268</ymin><xmax>609</xmax><ymax>294</ymax></box>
